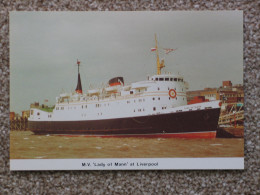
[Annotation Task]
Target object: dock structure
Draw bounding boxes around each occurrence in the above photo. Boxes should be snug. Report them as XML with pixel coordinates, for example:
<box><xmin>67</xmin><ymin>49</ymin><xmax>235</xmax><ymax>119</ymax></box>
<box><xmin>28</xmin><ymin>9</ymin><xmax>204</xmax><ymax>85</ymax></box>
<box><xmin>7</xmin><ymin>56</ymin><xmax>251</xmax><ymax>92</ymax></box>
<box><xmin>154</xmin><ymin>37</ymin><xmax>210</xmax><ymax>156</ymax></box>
<box><xmin>10</xmin><ymin>118</ymin><xmax>28</xmax><ymax>131</ymax></box>
<box><xmin>218</xmin><ymin>103</ymin><xmax>244</xmax><ymax>126</ymax></box>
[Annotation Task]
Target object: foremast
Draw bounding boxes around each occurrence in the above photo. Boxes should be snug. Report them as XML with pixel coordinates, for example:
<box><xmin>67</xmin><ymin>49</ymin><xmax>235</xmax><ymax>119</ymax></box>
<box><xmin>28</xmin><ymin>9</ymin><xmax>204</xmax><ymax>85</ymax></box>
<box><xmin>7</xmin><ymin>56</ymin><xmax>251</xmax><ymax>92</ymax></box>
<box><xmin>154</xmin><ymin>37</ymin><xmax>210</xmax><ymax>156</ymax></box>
<box><xmin>75</xmin><ymin>60</ymin><xmax>83</xmax><ymax>94</ymax></box>
<box><xmin>155</xmin><ymin>34</ymin><xmax>165</xmax><ymax>75</ymax></box>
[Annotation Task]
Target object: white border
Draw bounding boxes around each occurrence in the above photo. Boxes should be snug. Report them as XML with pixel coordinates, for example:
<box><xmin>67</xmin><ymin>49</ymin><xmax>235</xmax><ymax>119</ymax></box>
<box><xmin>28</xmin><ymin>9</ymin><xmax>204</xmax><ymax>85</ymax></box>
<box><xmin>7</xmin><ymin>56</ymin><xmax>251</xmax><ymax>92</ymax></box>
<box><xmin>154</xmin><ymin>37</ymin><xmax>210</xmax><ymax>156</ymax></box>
<box><xmin>10</xmin><ymin>158</ymin><xmax>244</xmax><ymax>171</ymax></box>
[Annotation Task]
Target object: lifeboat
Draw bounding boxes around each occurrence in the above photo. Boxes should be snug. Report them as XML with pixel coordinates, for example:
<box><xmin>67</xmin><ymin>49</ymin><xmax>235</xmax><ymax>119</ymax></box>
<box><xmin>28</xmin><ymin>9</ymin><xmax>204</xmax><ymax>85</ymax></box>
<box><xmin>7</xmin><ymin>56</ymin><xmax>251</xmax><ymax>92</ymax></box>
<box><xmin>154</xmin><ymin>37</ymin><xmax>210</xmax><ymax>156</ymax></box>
<box><xmin>87</xmin><ymin>89</ymin><xmax>100</xmax><ymax>95</ymax></box>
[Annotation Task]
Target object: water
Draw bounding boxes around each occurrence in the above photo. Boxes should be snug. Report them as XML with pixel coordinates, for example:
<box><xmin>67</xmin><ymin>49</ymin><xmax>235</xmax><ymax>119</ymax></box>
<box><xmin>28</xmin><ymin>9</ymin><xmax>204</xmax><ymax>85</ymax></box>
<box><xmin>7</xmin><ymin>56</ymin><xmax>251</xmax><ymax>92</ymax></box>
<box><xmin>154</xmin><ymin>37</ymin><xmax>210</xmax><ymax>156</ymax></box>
<box><xmin>10</xmin><ymin>131</ymin><xmax>244</xmax><ymax>159</ymax></box>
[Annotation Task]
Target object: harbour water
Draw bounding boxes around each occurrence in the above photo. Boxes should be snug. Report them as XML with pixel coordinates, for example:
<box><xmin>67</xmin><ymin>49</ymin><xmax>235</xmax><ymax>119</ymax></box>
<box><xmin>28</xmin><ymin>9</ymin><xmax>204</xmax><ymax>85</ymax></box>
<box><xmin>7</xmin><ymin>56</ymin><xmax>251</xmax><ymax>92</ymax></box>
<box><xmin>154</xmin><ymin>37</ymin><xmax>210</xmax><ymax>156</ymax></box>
<box><xmin>10</xmin><ymin>131</ymin><xmax>244</xmax><ymax>159</ymax></box>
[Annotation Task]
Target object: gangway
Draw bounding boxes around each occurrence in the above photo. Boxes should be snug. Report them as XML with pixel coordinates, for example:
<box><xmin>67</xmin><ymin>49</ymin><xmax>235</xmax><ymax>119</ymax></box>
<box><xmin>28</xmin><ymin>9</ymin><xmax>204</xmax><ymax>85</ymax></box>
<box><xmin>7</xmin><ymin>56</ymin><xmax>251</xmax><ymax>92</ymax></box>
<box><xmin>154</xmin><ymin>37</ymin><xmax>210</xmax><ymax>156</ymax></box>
<box><xmin>218</xmin><ymin>103</ymin><xmax>244</xmax><ymax>126</ymax></box>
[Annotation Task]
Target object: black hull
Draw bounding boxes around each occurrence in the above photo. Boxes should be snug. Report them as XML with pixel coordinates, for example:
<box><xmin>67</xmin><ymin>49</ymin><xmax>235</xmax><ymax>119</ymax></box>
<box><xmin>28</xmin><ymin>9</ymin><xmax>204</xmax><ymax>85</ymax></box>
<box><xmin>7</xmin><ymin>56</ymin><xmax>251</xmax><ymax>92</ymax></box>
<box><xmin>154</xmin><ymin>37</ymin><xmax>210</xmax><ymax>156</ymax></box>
<box><xmin>29</xmin><ymin>108</ymin><xmax>220</xmax><ymax>138</ymax></box>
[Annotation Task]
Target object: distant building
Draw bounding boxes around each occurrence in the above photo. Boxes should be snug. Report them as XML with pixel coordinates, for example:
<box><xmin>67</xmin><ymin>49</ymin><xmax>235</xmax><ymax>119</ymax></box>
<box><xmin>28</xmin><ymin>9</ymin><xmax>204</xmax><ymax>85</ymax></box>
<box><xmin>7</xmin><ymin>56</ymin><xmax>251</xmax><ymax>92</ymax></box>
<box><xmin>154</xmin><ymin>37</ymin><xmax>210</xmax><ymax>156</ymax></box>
<box><xmin>22</xmin><ymin>110</ymin><xmax>30</xmax><ymax>118</ymax></box>
<box><xmin>188</xmin><ymin>96</ymin><xmax>208</xmax><ymax>105</ymax></box>
<box><xmin>30</xmin><ymin>102</ymin><xmax>40</xmax><ymax>108</ymax></box>
<box><xmin>186</xmin><ymin>90</ymin><xmax>204</xmax><ymax>102</ymax></box>
<box><xmin>200</xmin><ymin>88</ymin><xmax>220</xmax><ymax>101</ymax></box>
<box><xmin>187</xmin><ymin>80</ymin><xmax>243</xmax><ymax>105</ymax></box>
<box><xmin>222</xmin><ymin>81</ymin><xmax>232</xmax><ymax>88</ymax></box>
<box><xmin>220</xmin><ymin>90</ymin><xmax>244</xmax><ymax>104</ymax></box>
<box><xmin>10</xmin><ymin>112</ymin><xmax>15</xmax><ymax>121</ymax></box>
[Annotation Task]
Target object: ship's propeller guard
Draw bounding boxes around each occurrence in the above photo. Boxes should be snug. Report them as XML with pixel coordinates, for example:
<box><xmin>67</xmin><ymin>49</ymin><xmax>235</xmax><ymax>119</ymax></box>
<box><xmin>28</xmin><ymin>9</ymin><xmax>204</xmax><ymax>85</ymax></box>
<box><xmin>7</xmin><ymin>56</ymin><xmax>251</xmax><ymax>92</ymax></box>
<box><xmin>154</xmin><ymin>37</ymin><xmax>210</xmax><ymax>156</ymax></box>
<box><xmin>169</xmin><ymin>89</ymin><xmax>177</xmax><ymax>98</ymax></box>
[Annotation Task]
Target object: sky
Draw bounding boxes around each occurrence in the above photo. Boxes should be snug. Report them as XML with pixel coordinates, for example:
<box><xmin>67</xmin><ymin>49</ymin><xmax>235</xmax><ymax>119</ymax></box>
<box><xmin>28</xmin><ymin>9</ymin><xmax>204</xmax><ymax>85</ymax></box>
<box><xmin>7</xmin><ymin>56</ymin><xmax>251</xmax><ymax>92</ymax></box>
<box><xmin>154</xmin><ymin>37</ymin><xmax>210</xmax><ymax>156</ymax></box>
<box><xmin>10</xmin><ymin>11</ymin><xmax>243</xmax><ymax>113</ymax></box>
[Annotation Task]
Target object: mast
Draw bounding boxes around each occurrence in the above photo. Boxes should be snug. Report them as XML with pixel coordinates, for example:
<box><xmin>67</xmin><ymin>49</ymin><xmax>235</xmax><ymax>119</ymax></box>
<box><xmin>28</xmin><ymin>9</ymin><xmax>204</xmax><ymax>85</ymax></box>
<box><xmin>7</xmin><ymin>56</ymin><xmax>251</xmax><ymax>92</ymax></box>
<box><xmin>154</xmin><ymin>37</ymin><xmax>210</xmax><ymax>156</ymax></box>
<box><xmin>75</xmin><ymin>59</ymin><xmax>83</xmax><ymax>94</ymax></box>
<box><xmin>155</xmin><ymin>34</ymin><xmax>165</xmax><ymax>75</ymax></box>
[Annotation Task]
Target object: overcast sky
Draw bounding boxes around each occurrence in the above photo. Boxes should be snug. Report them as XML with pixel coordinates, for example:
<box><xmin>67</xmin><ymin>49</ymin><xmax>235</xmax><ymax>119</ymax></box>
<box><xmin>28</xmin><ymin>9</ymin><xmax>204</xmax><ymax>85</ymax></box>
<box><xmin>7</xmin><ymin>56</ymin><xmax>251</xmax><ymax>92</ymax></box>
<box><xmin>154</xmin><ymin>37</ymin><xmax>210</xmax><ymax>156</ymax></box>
<box><xmin>10</xmin><ymin>11</ymin><xmax>243</xmax><ymax>113</ymax></box>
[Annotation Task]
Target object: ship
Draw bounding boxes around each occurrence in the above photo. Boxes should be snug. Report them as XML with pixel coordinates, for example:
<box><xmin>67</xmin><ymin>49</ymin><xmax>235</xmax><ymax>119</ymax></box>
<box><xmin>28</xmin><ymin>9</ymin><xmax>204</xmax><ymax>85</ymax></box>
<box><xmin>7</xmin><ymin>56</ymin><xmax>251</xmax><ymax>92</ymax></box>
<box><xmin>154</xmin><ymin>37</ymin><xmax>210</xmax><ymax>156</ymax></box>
<box><xmin>28</xmin><ymin>35</ymin><xmax>221</xmax><ymax>138</ymax></box>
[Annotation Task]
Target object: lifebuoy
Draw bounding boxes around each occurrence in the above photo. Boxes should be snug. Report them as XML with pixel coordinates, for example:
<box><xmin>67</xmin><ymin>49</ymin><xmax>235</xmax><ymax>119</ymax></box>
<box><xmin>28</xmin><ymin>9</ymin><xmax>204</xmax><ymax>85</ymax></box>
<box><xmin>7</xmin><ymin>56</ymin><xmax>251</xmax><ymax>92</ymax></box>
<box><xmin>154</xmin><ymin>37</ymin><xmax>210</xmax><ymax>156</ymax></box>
<box><xmin>169</xmin><ymin>89</ymin><xmax>177</xmax><ymax>98</ymax></box>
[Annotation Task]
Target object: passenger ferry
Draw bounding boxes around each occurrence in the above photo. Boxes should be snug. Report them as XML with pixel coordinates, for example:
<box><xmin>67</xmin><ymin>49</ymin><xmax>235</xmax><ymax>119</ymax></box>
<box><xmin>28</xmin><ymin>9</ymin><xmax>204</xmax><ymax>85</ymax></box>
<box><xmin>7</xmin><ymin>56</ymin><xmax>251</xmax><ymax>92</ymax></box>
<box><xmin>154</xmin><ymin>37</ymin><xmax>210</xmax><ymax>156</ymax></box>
<box><xmin>28</xmin><ymin>35</ymin><xmax>221</xmax><ymax>138</ymax></box>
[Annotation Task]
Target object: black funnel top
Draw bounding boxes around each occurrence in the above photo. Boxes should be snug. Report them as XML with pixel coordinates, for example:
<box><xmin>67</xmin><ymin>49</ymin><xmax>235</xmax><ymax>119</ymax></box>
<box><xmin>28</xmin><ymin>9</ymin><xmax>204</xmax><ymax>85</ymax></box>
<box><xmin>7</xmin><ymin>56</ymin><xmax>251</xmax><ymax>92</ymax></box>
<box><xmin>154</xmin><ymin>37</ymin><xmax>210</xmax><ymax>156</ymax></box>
<box><xmin>75</xmin><ymin>73</ymin><xmax>82</xmax><ymax>94</ymax></box>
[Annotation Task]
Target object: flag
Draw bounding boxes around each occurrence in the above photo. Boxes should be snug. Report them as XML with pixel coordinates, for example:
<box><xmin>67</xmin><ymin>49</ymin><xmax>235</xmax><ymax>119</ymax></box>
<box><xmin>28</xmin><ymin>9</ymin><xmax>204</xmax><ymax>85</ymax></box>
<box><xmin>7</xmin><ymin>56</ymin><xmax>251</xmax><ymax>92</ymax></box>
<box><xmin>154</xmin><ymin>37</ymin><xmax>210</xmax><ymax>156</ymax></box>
<box><xmin>77</xmin><ymin>60</ymin><xmax>80</xmax><ymax>65</ymax></box>
<box><xmin>151</xmin><ymin>48</ymin><xmax>156</xmax><ymax>51</ymax></box>
<box><xmin>163</xmin><ymin>48</ymin><xmax>176</xmax><ymax>54</ymax></box>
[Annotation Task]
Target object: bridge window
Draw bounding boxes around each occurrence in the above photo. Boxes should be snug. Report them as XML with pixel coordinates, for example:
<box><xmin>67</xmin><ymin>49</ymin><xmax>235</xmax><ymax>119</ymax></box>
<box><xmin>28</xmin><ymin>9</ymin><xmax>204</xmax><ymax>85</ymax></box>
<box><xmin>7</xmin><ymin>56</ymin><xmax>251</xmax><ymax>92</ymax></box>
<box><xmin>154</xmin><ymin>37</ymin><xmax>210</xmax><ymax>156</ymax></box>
<box><xmin>155</xmin><ymin>78</ymin><xmax>159</xmax><ymax>81</ymax></box>
<box><xmin>174</xmin><ymin>78</ymin><xmax>177</xmax><ymax>81</ymax></box>
<box><xmin>170</xmin><ymin>78</ymin><xmax>173</xmax><ymax>81</ymax></box>
<box><xmin>165</xmin><ymin>78</ymin><xmax>169</xmax><ymax>81</ymax></box>
<box><xmin>159</xmin><ymin>78</ymin><xmax>164</xmax><ymax>81</ymax></box>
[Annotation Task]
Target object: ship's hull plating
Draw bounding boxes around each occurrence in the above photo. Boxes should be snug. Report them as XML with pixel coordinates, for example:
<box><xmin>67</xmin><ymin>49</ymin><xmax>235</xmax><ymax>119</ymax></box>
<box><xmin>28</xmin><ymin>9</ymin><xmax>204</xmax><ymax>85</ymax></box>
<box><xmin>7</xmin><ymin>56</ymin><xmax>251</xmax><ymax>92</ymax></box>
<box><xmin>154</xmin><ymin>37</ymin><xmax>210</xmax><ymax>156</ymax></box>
<box><xmin>29</xmin><ymin>108</ymin><xmax>220</xmax><ymax>138</ymax></box>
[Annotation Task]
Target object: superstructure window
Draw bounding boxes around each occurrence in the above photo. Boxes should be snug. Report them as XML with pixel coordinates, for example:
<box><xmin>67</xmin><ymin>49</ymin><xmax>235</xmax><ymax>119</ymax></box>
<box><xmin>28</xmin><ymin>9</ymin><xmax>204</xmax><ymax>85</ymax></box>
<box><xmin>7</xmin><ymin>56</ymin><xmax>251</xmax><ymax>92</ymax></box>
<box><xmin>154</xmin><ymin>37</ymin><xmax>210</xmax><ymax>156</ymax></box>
<box><xmin>159</xmin><ymin>78</ymin><xmax>164</xmax><ymax>81</ymax></box>
<box><xmin>170</xmin><ymin>78</ymin><xmax>173</xmax><ymax>81</ymax></box>
<box><xmin>153</xmin><ymin>107</ymin><xmax>156</xmax><ymax>111</ymax></box>
<box><xmin>165</xmin><ymin>78</ymin><xmax>169</xmax><ymax>81</ymax></box>
<box><xmin>174</xmin><ymin>78</ymin><xmax>177</xmax><ymax>81</ymax></box>
<box><xmin>155</xmin><ymin>78</ymin><xmax>158</xmax><ymax>81</ymax></box>
<box><xmin>130</xmin><ymin>91</ymin><xmax>133</xmax><ymax>94</ymax></box>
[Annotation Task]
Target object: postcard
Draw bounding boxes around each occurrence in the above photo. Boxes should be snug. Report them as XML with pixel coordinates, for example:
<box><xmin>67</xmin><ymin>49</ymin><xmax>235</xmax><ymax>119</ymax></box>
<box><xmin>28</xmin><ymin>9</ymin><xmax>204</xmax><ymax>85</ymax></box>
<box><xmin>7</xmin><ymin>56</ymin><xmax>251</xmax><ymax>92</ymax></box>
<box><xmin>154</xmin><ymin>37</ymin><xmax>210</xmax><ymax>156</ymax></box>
<box><xmin>10</xmin><ymin>11</ymin><xmax>244</xmax><ymax>170</ymax></box>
